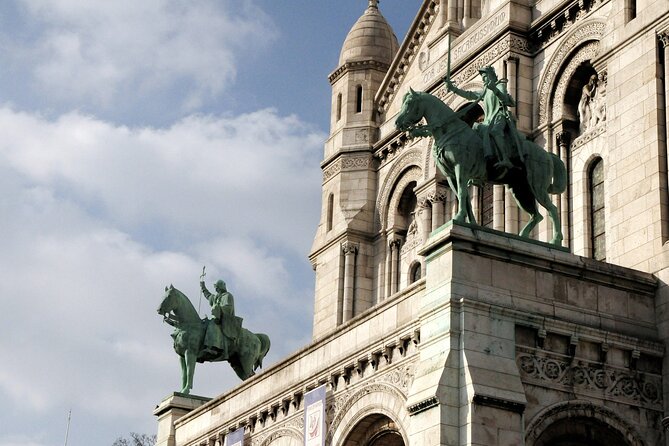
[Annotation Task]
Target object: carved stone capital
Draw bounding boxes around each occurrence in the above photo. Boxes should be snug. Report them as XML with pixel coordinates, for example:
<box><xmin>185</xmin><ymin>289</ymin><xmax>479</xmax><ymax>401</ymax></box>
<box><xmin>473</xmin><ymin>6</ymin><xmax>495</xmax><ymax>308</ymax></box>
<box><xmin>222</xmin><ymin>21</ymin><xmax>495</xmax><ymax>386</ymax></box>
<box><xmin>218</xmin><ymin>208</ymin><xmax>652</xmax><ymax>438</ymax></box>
<box><xmin>556</xmin><ymin>131</ymin><xmax>571</xmax><ymax>148</ymax></box>
<box><xmin>426</xmin><ymin>189</ymin><xmax>448</xmax><ymax>204</ymax></box>
<box><xmin>659</xmin><ymin>32</ymin><xmax>669</xmax><ymax>49</ymax></box>
<box><xmin>389</xmin><ymin>238</ymin><xmax>402</xmax><ymax>249</ymax></box>
<box><xmin>341</xmin><ymin>241</ymin><xmax>359</xmax><ymax>255</ymax></box>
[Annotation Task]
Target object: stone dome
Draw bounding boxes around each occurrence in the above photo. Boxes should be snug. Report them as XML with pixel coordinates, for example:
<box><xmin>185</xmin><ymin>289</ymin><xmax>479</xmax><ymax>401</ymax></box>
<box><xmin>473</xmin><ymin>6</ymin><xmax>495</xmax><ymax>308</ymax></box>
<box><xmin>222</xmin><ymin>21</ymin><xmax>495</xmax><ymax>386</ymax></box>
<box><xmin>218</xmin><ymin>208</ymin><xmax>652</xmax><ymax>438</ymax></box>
<box><xmin>338</xmin><ymin>0</ymin><xmax>399</xmax><ymax>66</ymax></box>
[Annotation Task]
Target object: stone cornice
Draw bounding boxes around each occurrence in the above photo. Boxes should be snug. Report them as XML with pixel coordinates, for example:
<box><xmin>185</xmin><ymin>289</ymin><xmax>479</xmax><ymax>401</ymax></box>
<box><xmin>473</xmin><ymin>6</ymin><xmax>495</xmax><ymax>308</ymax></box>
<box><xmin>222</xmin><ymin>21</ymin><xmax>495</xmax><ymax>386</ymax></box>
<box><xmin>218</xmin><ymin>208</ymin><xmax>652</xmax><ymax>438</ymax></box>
<box><xmin>328</xmin><ymin>60</ymin><xmax>391</xmax><ymax>85</ymax></box>
<box><xmin>529</xmin><ymin>0</ymin><xmax>606</xmax><ymax>50</ymax></box>
<box><xmin>376</xmin><ymin>1</ymin><xmax>439</xmax><ymax>113</ymax></box>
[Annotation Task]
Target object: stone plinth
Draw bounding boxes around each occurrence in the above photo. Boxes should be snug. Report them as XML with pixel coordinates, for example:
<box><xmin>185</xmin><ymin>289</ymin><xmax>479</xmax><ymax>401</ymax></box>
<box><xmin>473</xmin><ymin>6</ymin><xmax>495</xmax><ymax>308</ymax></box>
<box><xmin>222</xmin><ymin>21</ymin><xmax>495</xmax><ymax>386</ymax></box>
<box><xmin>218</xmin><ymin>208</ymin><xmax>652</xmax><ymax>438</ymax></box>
<box><xmin>406</xmin><ymin>221</ymin><xmax>660</xmax><ymax>446</ymax></box>
<box><xmin>154</xmin><ymin>393</ymin><xmax>211</xmax><ymax>446</ymax></box>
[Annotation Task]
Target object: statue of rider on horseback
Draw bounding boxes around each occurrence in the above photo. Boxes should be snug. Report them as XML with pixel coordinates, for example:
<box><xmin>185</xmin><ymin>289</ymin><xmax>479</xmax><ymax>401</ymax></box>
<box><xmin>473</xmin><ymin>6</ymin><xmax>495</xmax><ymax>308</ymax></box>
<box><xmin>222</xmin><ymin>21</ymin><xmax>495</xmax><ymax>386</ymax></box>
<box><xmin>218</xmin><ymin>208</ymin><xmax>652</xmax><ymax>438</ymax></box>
<box><xmin>158</xmin><ymin>269</ymin><xmax>271</xmax><ymax>394</ymax></box>
<box><xmin>444</xmin><ymin>66</ymin><xmax>526</xmax><ymax>178</ymax></box>
<box><xmin>200</xmin><ymin>270</ymin><xmax>242</xmax><ymax>360</ymax></box>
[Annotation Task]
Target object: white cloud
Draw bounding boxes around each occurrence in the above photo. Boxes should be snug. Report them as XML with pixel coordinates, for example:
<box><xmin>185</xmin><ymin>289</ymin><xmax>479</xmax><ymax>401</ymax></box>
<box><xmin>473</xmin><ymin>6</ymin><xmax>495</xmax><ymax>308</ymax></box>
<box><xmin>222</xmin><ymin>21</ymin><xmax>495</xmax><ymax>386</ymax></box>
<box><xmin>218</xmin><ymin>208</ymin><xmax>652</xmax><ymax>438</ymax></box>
<box><xmin>13</xmin><ymin>0</ymin><xmax>277</xmax><ymax>109</ymax></box>
<box><xmin>0</xmin><ymin>105</ymin><xmax>321</xmax><ymax>438</ymax></box>
<box><xmin>0</xmin><ymin>106</ymin><xmax>324</xmax><ymax>255</ymax></box>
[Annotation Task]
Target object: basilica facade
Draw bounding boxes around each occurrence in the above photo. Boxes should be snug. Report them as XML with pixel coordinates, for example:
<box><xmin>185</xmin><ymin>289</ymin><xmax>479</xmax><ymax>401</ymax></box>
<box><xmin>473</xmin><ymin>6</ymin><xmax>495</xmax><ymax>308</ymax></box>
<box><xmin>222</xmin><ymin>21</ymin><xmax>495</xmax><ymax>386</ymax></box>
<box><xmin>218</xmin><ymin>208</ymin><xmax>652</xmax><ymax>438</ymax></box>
<box><xmin>156</xmin><ymin>0</ymin><xmax>669</xmax><ymax>444</ymax></box>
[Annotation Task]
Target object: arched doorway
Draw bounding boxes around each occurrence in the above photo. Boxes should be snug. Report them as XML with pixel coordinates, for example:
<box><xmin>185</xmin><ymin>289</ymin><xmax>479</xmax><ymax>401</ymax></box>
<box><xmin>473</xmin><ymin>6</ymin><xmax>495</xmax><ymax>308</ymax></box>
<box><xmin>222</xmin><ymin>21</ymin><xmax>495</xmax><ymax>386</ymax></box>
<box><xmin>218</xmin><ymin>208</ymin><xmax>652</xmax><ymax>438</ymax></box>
<box><xmin>534</xmin><ymin>417</ymin><xmax>630</xmax><ymax>446</ymax></box>
<box><xmin>341</xmin><ymin>413</ymin><xmax>406</xmax><ymax>446</ymax></box>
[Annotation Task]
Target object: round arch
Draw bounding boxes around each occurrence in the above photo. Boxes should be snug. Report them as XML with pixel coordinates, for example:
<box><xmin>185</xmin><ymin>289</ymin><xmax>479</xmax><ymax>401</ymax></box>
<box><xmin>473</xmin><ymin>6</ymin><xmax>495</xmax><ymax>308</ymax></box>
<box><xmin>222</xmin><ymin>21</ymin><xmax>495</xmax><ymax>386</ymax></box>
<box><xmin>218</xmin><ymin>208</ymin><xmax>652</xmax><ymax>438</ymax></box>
<box><xmin>387</xmin><ymin>167</ymin><xmax>422</xmax><ymax>230</ymax></box>
<box><xmin>377</xmin><ymin>153</ymin><xmax>423</xmax><ymax>230</ymax></box>
<box><xmin>259</xmin><ymin>428</ymin><xmax>302</xmax><ymax>446</ymax></box>
<box><xmin>536</xmin><ymin>19</ymin><xmax>606</xmax><ymax>126</ymax></box>
<box><xmin>341</xmin><ymin>413</ymin><xmax>405</xmax><ymax>446</ymax></box>
<box><xmin>525</xmin><ymin>400</ymin><xmax>646</xmax><ymax>446</ymax></box>
<box><xmin>327</xmin><ymin>383</ymin><xmax>410</xmax><ymax>446</ymax></box>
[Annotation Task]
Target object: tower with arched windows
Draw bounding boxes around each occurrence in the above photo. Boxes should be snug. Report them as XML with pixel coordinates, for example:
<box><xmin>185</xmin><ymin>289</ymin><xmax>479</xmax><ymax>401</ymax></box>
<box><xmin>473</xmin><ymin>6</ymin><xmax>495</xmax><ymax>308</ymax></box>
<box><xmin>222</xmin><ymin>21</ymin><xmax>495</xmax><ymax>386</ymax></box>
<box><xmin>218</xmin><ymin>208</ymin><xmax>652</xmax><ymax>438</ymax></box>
<box><xmin>156</xmin><ymin>1</ymin><xmax>669</xmax><ymax>445</ymax></box>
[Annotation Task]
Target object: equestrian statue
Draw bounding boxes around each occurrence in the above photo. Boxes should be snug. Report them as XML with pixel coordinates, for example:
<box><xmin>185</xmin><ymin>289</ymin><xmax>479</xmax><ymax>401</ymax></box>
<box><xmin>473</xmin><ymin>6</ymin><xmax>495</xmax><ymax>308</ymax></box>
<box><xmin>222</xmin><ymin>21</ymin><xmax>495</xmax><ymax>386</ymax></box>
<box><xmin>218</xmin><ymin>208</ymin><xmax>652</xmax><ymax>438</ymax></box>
<box><xmin>157</xmin><ymin>268</ymin><xmax>271</xmax><ymax>394</ymax></box>
<box><xmin>395</xmin><ymin>66</ymin><xmax>566</xmax><ymax>245</ymax></box>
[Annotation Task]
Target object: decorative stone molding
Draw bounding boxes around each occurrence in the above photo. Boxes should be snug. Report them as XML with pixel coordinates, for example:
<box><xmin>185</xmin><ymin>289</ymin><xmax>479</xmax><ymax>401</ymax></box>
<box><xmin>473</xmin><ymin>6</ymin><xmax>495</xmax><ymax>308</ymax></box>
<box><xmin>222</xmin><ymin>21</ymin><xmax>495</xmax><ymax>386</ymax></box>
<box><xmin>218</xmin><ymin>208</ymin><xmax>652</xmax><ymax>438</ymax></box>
<box><xmin>556</xmin><ymin>131</ymin><xmax>571</xmax><ymax>149</ymax></box>
<box><xmin>432</xmin><ymin>34</ymin><xmax>530</xmax><ymax>102</ymax></box>
<box><xmin>537</xmin><ymin>20</ymin><xmax>606</xmax><ymax>125</ymax></box>
<box><xmin>329</xmin><ymin>60</ymin><xmax>391</xmax><ymax>85</ymax></box>
<box><xmin>659</xmin><ymin>32</ymin><xmax>669</xmax><ymax>48</ymax></box>
<box><xmin>326</xmin><ymin>380</ymin><xmax>412</xmax><ymax>444</ymax></box>
<box><xmin>322</xmin><ymin>155</ymin><xmax>374</xmax><ymax>184</ymax></box>
<box><xmin>377</xmin><ymin>0</ymin><xmax>438</xmax><ymax>113</ymax></box>
<box><xmin>252</xmin><ymin>422</ymin><xmax>303</xmax><ymax>446</ymax></box>
<box><xmin>472</xmin><ymin>394</ymin><xmax>525</xmax><ymax>413</ymax></box>
<box><xmin>551</xmin><ymin>42</ymin><xmax>602</xmax><ymax>124</ymax></box>
<box><xmin>530</xmin><ymin>0</ymin><xmax>602</xmax><ymax>50</ymax></box>
<box><xmin>386</xmin><ymin>166</ymin><xmax>422</xmax><ymax>230</ymax></box>
<box><xmin>377</xmin><ymin>152</ymin><xmax>423</xmax><ymax>229</ymax></box>
<box><xmin>517</xmin><ymin>349</ymin><xmax>662</xmax><ymax>409</ymax></box>
<box><xmin>375</xmin><ymin>133</ymin><xmax>410</xmax><ymax>163</ymax></box>
<box><xmin>210</xmin><ymin>330</ymin><xmax>419</xmax><ymax>445</ymax></box>
<box><xmin>341</xmin><ymin>241</ymin><xmax>359</xmax><ymax>255</ymax></box>
<box><xmin>572</xmin><ymin>122</ymin><xmax>606</xmax><ymax>148</ymax></box>
<box><xmin>407</xmin><ymin>396</ymin><xmax>439</xmax><ymax>414</ymax></box>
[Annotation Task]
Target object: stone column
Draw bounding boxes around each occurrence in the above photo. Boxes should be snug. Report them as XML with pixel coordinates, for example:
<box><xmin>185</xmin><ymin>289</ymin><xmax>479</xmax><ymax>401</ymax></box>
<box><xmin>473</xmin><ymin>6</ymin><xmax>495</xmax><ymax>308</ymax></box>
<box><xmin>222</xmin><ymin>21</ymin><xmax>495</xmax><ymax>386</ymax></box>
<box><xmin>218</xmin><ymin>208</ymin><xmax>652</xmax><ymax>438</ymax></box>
<box><xmin>504</xmin><ymin>56</ymin><xmax>519</xmax><ymax>112</ymax></box>
<box><xmin>556</xmin><ymin>131</ymin><xmax>571</xmax><ymax>248</ymax></box>
<box><xmin>390</xmin><ymin>238</ymin><xmax>402</xmax><ymax>295</ymax></box>
<box><xmin>418</xmin><ymin>197</ymin><xmax>432</xmax><ymax>239</ymax></box>
<box><xmin>662</xmin><ymin>34</ymin><xmax>669</xmax><ymax>129</ymax></box>
<box><xmin>659</xmin><ymin>33</ymin><xmax>669</xmax><ymax>244</ymax></box>
<box><xmin>493</xmin><ymin>185</ymin><xmax>505</xmax><ymax>231</ymax></box>
<box><xmin>342</xmin><ymin>241</ymin><xmax>358</xmax><ymax>322</ymax></box>
<box><xmin>430</xmin><ymin>191</ymin><xmax>446</xmax><ymax>231</ymax></box>
<box><xmin>463</xmin><ymin>0</ymin><xmax>473</xmax><ymax>27</ymax></box>
<box><xmin>155</xmin><ymin>393</ymin><xmax>210</xmax><ymax>446</ymax></box>
<box><xmin>505</xmin><ymin>187</ymin><xmax>519</xmax><ymax>235</ymax></box>
<box><xmin>385</xmin><ymin>234</ymin><xmax>393</xmax><ymax>300</ymax></box>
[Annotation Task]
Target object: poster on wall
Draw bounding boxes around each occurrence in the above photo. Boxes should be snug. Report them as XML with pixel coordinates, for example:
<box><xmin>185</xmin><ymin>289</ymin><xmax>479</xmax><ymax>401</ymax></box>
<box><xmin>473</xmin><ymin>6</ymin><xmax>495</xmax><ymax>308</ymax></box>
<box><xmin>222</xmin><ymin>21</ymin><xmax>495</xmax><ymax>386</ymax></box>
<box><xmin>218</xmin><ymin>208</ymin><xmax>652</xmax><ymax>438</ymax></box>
<box><xmin>303</xmin><ymin>385</ymin><xmax>326</xmax><ymax>446</ymax></box>
<box><xmin>224</xmin><ymin>427</ymin><xmax>244</xmax><ymax>446</ymax></box>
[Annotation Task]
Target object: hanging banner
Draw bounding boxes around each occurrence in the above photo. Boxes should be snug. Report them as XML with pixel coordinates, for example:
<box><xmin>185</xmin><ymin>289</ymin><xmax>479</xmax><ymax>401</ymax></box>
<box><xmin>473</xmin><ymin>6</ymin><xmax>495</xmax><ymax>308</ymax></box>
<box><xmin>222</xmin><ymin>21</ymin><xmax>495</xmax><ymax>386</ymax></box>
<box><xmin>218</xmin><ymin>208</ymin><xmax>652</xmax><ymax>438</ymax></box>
<box><xmin>224</xmin><ymin>427</ymin><xmax>244</xmax><ymax>446</ymax></box>
<box><xmin>303</xmin><ymin>385</ymin><xmax>326</xmax><ymax>446</ymax></box>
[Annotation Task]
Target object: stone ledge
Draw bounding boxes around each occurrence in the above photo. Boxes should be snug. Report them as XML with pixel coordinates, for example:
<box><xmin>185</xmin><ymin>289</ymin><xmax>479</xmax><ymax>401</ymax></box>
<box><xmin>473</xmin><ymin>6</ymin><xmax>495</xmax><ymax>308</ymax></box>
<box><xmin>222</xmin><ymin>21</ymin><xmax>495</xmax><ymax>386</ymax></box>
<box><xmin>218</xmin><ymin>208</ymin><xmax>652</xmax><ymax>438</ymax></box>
<box><xmin>472</xmin><ymin>394</ymin><xmax>526</xmax><ymax>413</ymax></box>
<box><xmin>419</xmin><ymin>221</ymin><xmax>657</xmax><ymax>295</ymax></box>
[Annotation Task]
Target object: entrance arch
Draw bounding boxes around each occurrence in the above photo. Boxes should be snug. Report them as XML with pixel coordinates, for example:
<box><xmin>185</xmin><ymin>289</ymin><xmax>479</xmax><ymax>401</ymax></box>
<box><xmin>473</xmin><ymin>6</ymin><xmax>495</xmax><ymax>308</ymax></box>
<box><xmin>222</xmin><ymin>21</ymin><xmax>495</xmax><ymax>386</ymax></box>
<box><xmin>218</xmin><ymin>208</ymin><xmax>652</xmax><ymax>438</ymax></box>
<box><xmin>341</xmin><ymin>413</ymin><xmax>405</xmax><ymax>446</ymax></box>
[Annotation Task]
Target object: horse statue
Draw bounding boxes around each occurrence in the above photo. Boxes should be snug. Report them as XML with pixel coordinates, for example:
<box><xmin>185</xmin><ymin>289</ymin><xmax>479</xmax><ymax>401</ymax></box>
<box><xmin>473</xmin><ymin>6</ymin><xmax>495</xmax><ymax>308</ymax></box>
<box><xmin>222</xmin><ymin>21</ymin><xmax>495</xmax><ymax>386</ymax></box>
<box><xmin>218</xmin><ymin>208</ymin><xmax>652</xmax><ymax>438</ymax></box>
<box><xmin>157</xmin><ymin>285</ymin><xmax>271</xmax><ymax>394</ymax></box>
<box><xmin>395</xmin><ymin>88</ymin><xmax>567</xmax><ymax>245</ymax></box>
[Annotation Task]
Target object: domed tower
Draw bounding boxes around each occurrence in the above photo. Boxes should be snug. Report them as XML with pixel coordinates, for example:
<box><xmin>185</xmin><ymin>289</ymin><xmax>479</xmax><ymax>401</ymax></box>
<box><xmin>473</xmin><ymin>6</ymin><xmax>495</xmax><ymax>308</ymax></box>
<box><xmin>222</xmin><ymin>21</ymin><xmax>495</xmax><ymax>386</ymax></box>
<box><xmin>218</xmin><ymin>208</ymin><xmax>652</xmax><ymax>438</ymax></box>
<box><xmin>310</xmin><ymin>0</ymin><xmax>399</xmax><ymax>338</ymax></box>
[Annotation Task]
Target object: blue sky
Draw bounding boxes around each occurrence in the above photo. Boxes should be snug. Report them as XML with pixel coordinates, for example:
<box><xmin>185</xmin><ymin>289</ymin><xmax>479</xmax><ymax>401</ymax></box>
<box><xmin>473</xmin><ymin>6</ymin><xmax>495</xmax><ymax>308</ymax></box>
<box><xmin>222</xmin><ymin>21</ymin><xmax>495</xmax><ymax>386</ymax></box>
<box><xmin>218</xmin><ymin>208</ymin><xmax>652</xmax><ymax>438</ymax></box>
<box><xmin>0</xmin><ymin>1</ymin><xmax>418</xmax><ymax>445</ymax></box>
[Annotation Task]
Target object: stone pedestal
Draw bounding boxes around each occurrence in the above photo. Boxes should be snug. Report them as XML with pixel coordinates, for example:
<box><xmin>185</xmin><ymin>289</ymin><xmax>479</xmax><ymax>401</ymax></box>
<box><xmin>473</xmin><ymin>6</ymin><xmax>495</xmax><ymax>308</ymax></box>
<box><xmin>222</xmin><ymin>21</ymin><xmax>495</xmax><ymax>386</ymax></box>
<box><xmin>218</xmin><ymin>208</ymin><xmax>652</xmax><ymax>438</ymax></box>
<box><xmin>154</xmin><ymin>393</ymin><xmax>211</xmax><ymax>446</ymax></box>
<box><xmin>406</xmin><ymin>221</ymin><xmax>660</xmax><ymax>445</ymax></box>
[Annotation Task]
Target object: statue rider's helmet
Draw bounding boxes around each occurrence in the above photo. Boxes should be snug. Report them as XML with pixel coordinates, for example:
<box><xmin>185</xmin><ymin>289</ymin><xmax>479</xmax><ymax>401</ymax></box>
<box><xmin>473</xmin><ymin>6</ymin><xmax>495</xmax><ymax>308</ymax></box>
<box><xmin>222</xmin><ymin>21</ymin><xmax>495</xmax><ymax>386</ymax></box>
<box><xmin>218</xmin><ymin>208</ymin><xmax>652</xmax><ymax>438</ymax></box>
<box><xmin>478</xmin><ymin>66</ymin><xmax>497</xmax><ymax>83</ymax></box>
<box><xmin>214</xmin><ymin>280</ymin><xmax>227</xmax><ymax>293</ymax></box>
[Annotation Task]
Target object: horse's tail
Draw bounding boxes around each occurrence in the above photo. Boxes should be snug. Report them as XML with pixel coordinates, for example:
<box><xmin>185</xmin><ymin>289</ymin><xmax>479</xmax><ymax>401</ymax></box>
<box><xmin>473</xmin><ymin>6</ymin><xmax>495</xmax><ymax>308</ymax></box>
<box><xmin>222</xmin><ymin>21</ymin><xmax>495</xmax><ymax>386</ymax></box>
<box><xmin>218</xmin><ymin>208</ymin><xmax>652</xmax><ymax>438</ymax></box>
<box><xmin>547</xmin><ymin>152</ymin><xmax>567</xmax><ymax>194</ymax></box>
<box><xmin>254</xmin><ymin>333</ymin><xmax>271</xmax><ymax>371</ymax></box>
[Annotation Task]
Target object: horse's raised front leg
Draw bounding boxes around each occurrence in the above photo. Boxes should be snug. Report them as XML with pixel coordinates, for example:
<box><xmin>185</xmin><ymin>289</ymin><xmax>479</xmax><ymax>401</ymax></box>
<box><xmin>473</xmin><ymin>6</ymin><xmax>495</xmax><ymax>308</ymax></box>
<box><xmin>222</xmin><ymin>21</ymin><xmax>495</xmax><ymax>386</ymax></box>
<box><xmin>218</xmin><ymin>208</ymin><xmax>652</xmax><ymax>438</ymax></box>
<box><xmin>453</xmin><ymin>165</ymin><xmax>470</xmax><ymax>223</ymax></box>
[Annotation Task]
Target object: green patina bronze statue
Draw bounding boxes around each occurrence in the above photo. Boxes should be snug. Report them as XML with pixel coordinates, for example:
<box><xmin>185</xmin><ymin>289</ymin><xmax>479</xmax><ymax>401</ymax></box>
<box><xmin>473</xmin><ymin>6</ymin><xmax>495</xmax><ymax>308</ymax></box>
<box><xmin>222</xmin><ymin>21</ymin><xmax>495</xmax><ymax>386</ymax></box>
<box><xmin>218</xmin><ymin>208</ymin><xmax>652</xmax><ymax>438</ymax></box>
<box><xmin>157</xmin><ymin>271</ymin><xmax>270</xmax><ymax>394</ymax></box>
<box><xmin>395</xmin><ymin>66</ymin><xmax>567</xmax><ymax>245</ymax></box>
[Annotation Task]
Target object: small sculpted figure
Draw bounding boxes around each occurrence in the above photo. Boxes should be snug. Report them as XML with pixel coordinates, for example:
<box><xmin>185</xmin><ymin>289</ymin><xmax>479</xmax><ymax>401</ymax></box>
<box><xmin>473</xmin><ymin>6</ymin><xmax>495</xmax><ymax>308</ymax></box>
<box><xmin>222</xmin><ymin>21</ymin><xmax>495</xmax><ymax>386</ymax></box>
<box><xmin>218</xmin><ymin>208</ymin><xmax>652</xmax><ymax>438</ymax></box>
<box><xmin>444</xmin><ymin>66</ymin><xmax>525</xmax><ymax>172</ymax></box>
<box><xmin>578</xmin><ymin>75</ymin><xmax>597</xmax><ymax>133</ymax></box>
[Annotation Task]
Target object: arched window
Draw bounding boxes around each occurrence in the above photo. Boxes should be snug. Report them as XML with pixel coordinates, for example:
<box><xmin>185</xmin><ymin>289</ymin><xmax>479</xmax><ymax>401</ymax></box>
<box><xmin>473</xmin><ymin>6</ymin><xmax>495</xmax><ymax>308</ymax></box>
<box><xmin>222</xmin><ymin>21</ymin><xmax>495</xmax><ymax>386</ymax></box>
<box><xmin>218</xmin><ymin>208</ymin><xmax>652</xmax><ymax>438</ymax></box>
<box><xmin>409</xmin><ymin>262</ymin><xmax>422</xmax><ymax>284</ymax></box>
<box><xmin>479</xmin><ymin>182</ymin><xmax>494</xmax><ymax>228</ymax></box>
<box><xmin>327</xmin><ymin>193</ymin><xmax>334</xmax><ymax>232</ymax></box>
<box><xmin>355</xmin><ymin>85</ymin><xmax>363</xmax><ymax>113</ymax></box>
<box><xmin>624</xmin><ymin>0</ymin><xmax>636</xmax><ymax>22</ymax></box>
<box><xmin>336</xmin><ymin>93</ymin><xmax>342</xmax><ymax>121</ymax></box>
<box><xmin>589</xmin><ymin>158</ymin><xmax>606</xmax><ymax>261</ymax></box>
